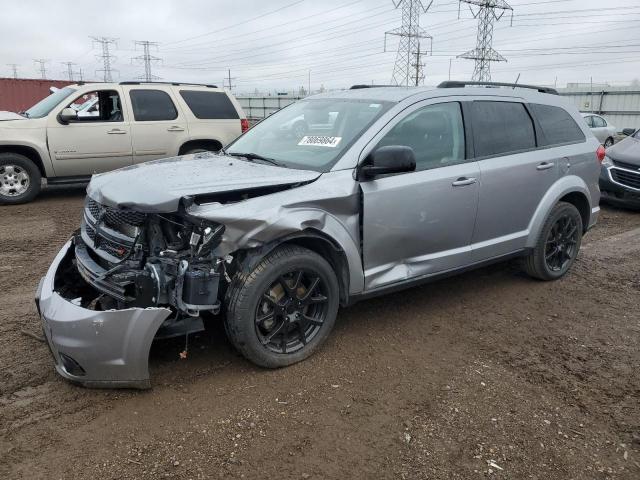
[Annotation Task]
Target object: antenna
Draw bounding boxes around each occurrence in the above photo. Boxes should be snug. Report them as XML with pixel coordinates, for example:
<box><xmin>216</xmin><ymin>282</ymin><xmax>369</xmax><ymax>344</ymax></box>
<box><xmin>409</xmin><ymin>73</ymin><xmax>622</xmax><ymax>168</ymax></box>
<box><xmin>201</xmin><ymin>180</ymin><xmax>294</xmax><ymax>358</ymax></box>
<box><xmin>91</xmin><ymin>36</ymin><xmax>118</xmax><ymax>82</ymax></box>
<box><xmin>385</xmin><ymin>0</ymin><xmax>434</xmax><ymax>87</ymax></box>
<box><xmin>457</xmin><ymin>1</ymin><xmax>513</xmax><ymax>82</ymax></box>
<box><xmin>132</xmin><ymin>40</ymin><xmax>161</xmax><ymax>81</ymax></box>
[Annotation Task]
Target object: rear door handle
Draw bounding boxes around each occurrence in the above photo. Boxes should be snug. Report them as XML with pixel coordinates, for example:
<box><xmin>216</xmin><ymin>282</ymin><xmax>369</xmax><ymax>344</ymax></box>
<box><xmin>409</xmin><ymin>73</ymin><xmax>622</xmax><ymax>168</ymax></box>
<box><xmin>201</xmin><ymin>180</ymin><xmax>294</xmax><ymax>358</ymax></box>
<box><xmin>536</xmin><ymin>162</ymin><xmax>554</xmax><ymax>171</ymax></box>
<box><xmin>107</xmin><ymin>128</ymin><xmax>127</xmax><ymax>135</ymax></box>
<box><xmin>452</xmin><ymin>177</ymin><xmax>477</xmax><ymax>187</ymax></box>
<box><xmin>167</xmin><ymin>126</ymin><xmax>185</xmax><ymax>132</ymax></box>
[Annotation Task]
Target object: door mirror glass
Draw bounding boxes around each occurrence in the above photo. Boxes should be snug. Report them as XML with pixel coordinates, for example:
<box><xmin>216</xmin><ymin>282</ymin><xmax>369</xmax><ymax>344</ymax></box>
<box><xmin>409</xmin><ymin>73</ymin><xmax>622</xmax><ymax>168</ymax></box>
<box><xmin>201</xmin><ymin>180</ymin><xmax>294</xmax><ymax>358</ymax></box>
<box><xmin>622</xmin><ymin>128</ymin><xmax>637</xmax><ymax>136</ymax></box>
<box><xmin>360</xmin><ymin>145</ymin><xmax>416</xmax><ymax>179</ymax></box>
<box><xmin>59</xmin><ymin>107</ymin><xmax>77</xmax><ymax>124</ymax></box>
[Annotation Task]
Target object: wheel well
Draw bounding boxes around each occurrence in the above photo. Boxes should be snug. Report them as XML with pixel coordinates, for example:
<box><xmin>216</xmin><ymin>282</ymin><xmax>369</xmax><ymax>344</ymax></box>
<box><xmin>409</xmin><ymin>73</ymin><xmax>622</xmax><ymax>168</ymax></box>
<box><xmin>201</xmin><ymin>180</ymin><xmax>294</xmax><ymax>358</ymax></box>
<box><xmin>282</xmin><ymin>235</ymin><xmax>350</xmax><ymax>305</ymax></box>
<box><xmin>178</xmin><ymin>139</ymin><xmax>222</xmax><ymax>155</ymax></box>
<box><xmin>559</xmin><ymin>191</ymin><xmax>590</xmax><ymax>232</ymax></box>
<box><xmin>0</xmin><ymin>145</ymin><xmax>46</xmax><ymax>177</ymax></box>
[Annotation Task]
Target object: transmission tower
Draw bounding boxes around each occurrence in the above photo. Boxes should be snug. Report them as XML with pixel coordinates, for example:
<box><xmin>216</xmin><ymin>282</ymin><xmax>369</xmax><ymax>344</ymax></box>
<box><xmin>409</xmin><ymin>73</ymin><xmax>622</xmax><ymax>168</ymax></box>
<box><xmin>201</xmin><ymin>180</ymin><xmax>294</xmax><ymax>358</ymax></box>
<box><xmin>6</xmin><ymin>64</ymin><xmax>19</xmax><ymax>79</ymax></box>
<box><xmin>91</xmin><ymin>36</ymin><xmax>118</xmax><ymax>82</ymax></box>
<box><xmin>61</xmin><ymin>62</ymin><xmax>76</xmax><ymax>81</ymax></box>
<box><xmin>33</xmin><ymin>59</ymin><xmax>49</xmax><ymax>79</ymax></box>
<box><xmin>457</xmin><ymin>0</ymin><xmax>513</xmax><ymax>82</ymax></box>
<box><xmin>132</xmin><ymin>40</ymin><xmax>161</xmax><ymax>81</ymax></box>
<box><xmin>385</xmin><ymin>0</ymin><xmax>433</xmax><ymax>87</ymax></box>
<box><xmin>410</xmin><ymin>43</ymin><xmax>426</xmax><ymax>86</ymax></box>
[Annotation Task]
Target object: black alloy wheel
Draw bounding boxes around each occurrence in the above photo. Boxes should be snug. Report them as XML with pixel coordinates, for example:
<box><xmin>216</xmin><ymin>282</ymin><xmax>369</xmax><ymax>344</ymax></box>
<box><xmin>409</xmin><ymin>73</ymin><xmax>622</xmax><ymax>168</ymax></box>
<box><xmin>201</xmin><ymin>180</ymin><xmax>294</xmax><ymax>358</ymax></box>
<box><xmin>255</xmin><ymin>269</ymin><xmax>329</xmax><ymax>354</ymax></box>
<box><xmin>544</xmin><ymin>214</ymin><xmax>579</xmax><ymax>272</ymax></box>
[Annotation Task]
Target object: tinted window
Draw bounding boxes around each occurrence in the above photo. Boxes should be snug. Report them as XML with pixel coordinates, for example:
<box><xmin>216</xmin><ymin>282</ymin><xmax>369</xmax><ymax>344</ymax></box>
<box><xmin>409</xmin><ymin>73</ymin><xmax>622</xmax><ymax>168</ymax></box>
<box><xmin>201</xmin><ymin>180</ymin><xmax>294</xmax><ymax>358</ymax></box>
<box><xmin>592</xmin><ymin>116</ymin><xmax>606</xmax><ymax>128</ymax></box>
<box><xmin>377</xmin><ymin>102</ymin><xmax>465</xmax><ymax>171</ymax></box>
<box><xmin>129</xmin><ymin>89</ymin><xmax>178</xmax><ymax>121</ymax></box>
<box><xmin>470</xmin><ymin>101</ymin><xmax>536</xmax><ymax>157</ymax></box>
<box><xmin>179</xmin><ymin>90</ymin><xmax>239</xmax><ymax>119</ymax></box>
<box><xmin>530</xmin><ymin>104</ymin><xmax>585</xmax><ymax>146</ymax></box>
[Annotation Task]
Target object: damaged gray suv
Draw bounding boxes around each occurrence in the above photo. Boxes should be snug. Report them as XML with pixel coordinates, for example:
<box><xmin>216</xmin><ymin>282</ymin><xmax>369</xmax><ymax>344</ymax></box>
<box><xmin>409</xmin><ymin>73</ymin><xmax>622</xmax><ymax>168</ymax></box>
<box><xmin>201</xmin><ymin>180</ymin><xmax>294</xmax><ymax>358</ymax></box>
<box><xmin>36</xmin><ymin>81</ymin><xmax>602</xmax><ymax>388</ymax></box>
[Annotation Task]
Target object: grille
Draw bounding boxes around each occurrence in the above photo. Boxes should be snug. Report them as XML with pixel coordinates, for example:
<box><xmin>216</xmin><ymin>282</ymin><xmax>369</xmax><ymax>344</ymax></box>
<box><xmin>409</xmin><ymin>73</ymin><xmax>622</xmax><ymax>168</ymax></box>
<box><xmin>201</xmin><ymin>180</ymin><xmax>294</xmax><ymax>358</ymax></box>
<box><xmin>613</xmin><ymin>160</ymin><xmax>640</xmax><ymax>171</ymax></box>
<box><xmin>611</xmin><ymin>168</ymin><xmax>640</xmax><ymax>190</ymax></box>
<box><xmin>85</xmin><ymin>198</ymin><xmax>146</xmax><ymax>227</ymax></box>
<box><xmin>87</xmin><ymin>198</ymin><xmax>100</xmax><ymax>219</ymax></box>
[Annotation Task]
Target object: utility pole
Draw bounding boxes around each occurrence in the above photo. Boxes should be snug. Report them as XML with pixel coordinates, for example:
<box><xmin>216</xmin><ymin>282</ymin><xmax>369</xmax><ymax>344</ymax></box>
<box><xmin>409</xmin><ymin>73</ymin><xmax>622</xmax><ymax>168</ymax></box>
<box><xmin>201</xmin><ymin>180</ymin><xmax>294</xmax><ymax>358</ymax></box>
<box><xmin>91</xmin><ymin>36</ymin><xmax>118</xmax><ymax>82</ymax></box>
<box><xmin>457</xmin><ymin>1</ymin><xmax>513</xmax><ymax>82</ymax></box>
<box><xmin>132</xmin><ymin>40</ymin><xmax>161</xmax><ymax>82</ymax></box>
<box><xmin>385</xmin><ymin>0</ymin><xmax>434</xmax><ymax>87</ymax></box>
<box><xmin>33</xmin><ymin>59</ymin><xmax>49</xmax><ymax>79</ymax></box>
<box><xmin>77</xmin><ymin>68</ymin><xmax>84</xmax><ymax>82</ymax></box>
<box><xmin>308</xmin><ymin>70</ymin><xmax>311</xmax><ymax>96</ymax></box>
<box><xmin>7</xmin><ymin>64</ymin><xmax>19</xmax><ymax>79</ymax></box>
<box><xmin>223</xmin><ymin>69</ymin><xmax>236</xmax><ymax>92</ymax></box>
<box><xmin>61</xmin><ymin>62</ymin><xmax>76</xmax><ymax>81</ymax></box>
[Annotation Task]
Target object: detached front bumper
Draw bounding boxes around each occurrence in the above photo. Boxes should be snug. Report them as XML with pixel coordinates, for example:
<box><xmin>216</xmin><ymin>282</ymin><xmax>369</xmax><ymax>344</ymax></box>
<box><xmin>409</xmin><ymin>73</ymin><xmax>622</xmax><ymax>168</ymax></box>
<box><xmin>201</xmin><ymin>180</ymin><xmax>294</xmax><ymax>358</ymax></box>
<box><xmin>35</xmin><ymin>240</ymin><xmax>172</xmax><ymax>389</ymax></box>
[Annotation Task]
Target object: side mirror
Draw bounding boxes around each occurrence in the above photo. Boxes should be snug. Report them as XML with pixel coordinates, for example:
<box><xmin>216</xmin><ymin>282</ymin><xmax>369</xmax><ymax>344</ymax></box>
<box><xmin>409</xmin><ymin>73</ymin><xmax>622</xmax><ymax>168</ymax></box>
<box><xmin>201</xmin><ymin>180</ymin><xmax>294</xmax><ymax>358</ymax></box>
<box><xmin>359</xmin><ymin>145</ymin><xmax>416</xmax><ymax>179</ymax></box>
<box><xmin>622</xmin><ymin>128</ymin><xmax>637</xmax><ymax>136</ymax></box>
<box><xmin>58</xmin><ymin>107</ymin><xmax>77</xmax><ymax>124</ymax></box>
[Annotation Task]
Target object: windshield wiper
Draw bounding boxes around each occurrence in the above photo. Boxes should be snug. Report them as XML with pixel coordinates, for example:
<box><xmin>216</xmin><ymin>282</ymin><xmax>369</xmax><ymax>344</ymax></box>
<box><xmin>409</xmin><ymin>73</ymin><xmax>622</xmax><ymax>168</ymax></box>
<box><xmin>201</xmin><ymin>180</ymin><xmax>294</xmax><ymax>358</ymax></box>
<box><xmin>18</xmin><ymin>111</ymin><xmax>29</xmax><ymax>118</ymax></box>
<box><xmin>226</xmin><ymin>152</ymin><xmax>283</xmax><ymax>167</ymax></box>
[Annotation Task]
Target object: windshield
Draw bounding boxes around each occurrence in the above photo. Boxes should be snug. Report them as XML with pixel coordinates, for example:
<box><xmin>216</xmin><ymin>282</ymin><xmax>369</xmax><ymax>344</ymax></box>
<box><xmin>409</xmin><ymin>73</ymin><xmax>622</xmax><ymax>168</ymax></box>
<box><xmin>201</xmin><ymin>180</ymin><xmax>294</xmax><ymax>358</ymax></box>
<box><xmin>24</xmin><ymin>87</ymin><xmax>77</xmax><ymax>118</ymax></box>
<box><xmin>226</xmin><ymin>98</ymin><xmax>392</xmax><ymax>172</ymax></box>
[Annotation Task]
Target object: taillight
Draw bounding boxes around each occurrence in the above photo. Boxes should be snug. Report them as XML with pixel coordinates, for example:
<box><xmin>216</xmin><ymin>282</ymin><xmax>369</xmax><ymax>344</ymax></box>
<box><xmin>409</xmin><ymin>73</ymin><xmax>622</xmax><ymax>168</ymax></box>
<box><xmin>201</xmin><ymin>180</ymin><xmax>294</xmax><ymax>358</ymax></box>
<box><xmin>240</xmin><ymin>118</ymin><xmax>249</xmax><ymax>133</ymax></box>
<box><xmin>596</xmin><ymin>145</ymin><xmax>606</xmax><ymax>163</ymax></box>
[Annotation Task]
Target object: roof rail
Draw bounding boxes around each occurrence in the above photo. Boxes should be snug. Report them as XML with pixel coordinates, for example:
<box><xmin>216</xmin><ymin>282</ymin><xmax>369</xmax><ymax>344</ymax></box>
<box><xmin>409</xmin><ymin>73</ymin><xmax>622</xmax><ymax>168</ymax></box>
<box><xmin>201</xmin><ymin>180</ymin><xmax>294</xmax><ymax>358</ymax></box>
<box><xmin>349</xmin><ymin>84</ymin><xmax>398</xmax><ymax>90</ymax></box>
<box><xmin>119</xmin><ymin>81</ymin><xmax>218</xmax><ymax>88</ymax></box>
<box><xmin>437</xmin><ymin>80</ymin><xmax>558</xmax><ymax>95</ymax></box>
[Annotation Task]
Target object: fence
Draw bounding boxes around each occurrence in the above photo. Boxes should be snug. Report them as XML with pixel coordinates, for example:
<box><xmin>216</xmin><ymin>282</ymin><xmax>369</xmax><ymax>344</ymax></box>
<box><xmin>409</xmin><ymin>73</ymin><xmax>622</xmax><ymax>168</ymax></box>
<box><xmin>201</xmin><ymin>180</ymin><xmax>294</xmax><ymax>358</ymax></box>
<box><xmin>236</xmin><ymin>96</ymin><xmax>303</xmax><ymax>120</ymax></box>
<box><xmin>557</xmin><ymin>87</ymin><xmax>640</xmax><ymax>131</ymax></box>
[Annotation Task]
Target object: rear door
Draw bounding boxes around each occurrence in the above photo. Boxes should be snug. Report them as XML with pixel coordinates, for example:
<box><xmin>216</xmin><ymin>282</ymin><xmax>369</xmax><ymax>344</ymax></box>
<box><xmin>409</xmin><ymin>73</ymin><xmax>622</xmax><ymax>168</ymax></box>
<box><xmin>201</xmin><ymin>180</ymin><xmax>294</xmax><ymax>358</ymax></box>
<box><xmin>125</xmin><ymin>87</ymin><xmax>189</xmax><ymax>163</ymax></box>
<box><xmin>360</xmin><ymin>100</ymin><xmax>480</xmax><ymax>290</ymax></box>
<box><xmin>468</xmin><ymin>99</ymin><xmax>559</xmax><ymax>261</ymax></box>
<box><xmin>177</xmin><ymin>89</ymin><xmax>242</xmax><ymax>147</ymax></box>
<box><xmin>590</xmin><ymin>115</ymin><xmax>609</xmax><ymax>144</ymax></box>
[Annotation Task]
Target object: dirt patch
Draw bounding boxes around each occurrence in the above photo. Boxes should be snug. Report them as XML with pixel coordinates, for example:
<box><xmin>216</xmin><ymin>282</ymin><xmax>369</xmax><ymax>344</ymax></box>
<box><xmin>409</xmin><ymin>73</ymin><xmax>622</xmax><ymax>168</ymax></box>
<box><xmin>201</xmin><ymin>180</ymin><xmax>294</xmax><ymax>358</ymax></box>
<box><xmin>1</xmin><ymin>192</ymin><xmax>640</xmax><ymax>479</ymax></box>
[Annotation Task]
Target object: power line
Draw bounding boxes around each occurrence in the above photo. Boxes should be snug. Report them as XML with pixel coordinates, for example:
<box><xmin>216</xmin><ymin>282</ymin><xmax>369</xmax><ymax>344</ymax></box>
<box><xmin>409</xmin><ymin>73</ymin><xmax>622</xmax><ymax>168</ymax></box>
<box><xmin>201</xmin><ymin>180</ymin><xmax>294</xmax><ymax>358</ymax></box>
<box><xmin>33</xmin><ymin>59</ymin><xmax>49</xmax><ymax>79</ymax></box>
<box><xmin>458</xmin><ymin>0</ymin><xmax>513</xmax><ymax>81</ymax></box>
<box><xmin>132</xmin><ymin>40</ymin><xmax>161</xmax><ymax>81</ymax></box>
<box><xmin>386</xmin><ymin>0</ymin><xmax>434</xmax><ymax>86</ymax></box>
<box><xmin>61</xmin><ymin>62</ymin><xmax>76</xmax><ymax>81</ymax></box>
<box><xmin>91</xmin><ymin>36</ymin><xmax>118</xmax><ymax>82</ymax></box>
<box><xmin>6</xmin><ymin>64</ymin><xmax>19</xmax><ymax>79</ymax></box>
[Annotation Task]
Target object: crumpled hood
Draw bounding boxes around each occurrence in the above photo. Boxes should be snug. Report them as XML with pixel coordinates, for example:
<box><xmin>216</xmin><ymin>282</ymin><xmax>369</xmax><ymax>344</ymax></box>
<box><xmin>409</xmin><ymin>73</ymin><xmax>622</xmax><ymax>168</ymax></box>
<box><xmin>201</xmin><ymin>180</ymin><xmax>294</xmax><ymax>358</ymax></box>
<box><xmin>607</xmin><ymin>135</ymin><xmax>640</xmax><ymax>165</ymax></box>
<box><xmin>0</xmin><ymin>111</ymin><xmax>26</xmax><ymax>121</ymax></box>
<box><xmin>87</xmin><ymin>152</ymin><xmax>322</xmax><ymax>212</ymax></box>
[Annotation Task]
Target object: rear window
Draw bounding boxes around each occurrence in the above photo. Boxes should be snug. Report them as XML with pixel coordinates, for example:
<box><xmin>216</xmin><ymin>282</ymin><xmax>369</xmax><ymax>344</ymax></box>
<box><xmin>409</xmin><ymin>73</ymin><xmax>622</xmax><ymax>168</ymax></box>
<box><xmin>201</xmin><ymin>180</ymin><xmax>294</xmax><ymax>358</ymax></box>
<box><xmin>530</xmin><ymin>104</ymin><xmax>585</xmax><ymax>146</ymax></box>
<box><xmin>470</xmin><ymin>101</ymin><xmax>536</xmax><ymax>157</ymax></box>
<box><xmin>179</xmin><ymin>90</ymin><xmax>239</xmax><ymax>119</ymax></box>
<box><xmin>129</xmin><ymin>89</ymin><xmax>178</xmax><ymax>121</ymax></box>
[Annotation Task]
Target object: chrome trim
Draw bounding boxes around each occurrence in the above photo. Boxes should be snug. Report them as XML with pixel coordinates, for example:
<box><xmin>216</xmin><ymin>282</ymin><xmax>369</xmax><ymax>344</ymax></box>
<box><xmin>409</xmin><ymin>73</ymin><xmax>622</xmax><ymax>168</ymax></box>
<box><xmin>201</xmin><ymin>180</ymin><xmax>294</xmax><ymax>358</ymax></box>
<box><xmin>607</xmin><ymin>166</ymin><xmax>640</xmax><ymax>192</ymax></box>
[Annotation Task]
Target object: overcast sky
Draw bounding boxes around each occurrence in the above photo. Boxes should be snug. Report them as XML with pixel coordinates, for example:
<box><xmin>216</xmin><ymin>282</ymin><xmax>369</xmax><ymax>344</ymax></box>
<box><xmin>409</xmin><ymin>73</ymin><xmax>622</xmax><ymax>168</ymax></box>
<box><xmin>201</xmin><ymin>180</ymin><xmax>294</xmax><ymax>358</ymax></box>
<box><xmin>2</xmin><ymin>0</ymin><xmax>639</xmax><ymax>93</ymax></box>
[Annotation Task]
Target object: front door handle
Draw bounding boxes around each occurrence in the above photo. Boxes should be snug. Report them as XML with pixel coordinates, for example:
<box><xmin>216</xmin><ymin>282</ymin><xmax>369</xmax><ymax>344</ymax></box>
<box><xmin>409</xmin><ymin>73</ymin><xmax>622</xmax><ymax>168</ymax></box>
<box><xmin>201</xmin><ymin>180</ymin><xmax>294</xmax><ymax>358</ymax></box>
<box><xmin>452</xmin><ymin>177</ymin><xmax>477</xmax><ymax>187</ymax></box>
<box><xmin>536</xmin><ymin>162</ymin><xmax>555</xmax><ymax>171</ymax></box>
<box><xmin>167</xmin><ymin>126</ymin><xmax>185</xmax><ymax>132</ymax></box>
<box><xmin>107</xmin><ymin>128</ymin><xmax>127</xmax><ymax>135</ymax></box>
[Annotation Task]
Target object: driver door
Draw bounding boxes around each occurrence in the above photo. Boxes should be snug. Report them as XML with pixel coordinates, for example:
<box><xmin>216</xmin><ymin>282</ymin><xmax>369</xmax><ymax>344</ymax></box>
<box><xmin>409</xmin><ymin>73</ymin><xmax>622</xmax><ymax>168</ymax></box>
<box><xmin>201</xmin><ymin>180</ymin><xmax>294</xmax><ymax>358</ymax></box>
<box><xmin>360</xmin><ymin>100</ymin><xmax>480</xmax><ymax>290</ymax></box>
<box><xmin>46</xmin><ymin>88</ymin><xmax>133</xmax><ymax>177</ymax></box>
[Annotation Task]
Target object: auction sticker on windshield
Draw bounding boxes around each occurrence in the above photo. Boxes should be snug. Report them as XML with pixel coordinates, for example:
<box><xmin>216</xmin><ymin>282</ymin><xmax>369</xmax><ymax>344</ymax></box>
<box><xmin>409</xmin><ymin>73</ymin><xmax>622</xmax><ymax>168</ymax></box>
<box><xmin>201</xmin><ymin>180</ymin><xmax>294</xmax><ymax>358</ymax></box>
<box><xmin>298</xmin><ymin>136</ymin><xmax>342</xmax><ymax>148</ymax></box>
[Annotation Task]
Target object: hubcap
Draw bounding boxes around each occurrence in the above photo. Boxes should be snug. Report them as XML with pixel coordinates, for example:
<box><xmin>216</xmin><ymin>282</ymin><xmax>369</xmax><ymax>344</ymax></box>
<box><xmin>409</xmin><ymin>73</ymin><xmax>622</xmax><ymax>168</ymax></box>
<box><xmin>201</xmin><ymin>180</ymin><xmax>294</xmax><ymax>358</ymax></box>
<box><xmin>545</xmin><ymin>214</ymin><xmax>579</xmax><ymax>272</ymax></box>
<box><xmin>0</xmin><ymin>165</ymin><xmax>30</xmax><ymax>197</ymax></box>
<box><xmin>255</xmin><ymin>269</ymin><xmax>328</xmax><ymax>354</ymax></box>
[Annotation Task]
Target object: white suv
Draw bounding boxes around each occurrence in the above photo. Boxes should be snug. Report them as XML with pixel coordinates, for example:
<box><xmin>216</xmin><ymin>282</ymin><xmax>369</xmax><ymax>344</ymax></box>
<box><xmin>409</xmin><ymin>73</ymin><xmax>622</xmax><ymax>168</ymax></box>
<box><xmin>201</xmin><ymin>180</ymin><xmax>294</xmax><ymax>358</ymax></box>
<box><xmin>0</xmin><ymin>82</ymin><xmax>248</xmax><ymax>204</ymax></box>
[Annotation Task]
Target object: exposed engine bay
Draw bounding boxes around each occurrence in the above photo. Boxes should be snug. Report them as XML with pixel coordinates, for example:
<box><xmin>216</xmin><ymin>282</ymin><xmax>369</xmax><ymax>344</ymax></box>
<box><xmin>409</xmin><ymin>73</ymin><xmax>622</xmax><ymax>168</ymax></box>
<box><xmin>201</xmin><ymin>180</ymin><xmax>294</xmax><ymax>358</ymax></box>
<box><xmin>55</xmin><ymin>197</ymin><xmax>228</xmax><ymax>336</ymax></box>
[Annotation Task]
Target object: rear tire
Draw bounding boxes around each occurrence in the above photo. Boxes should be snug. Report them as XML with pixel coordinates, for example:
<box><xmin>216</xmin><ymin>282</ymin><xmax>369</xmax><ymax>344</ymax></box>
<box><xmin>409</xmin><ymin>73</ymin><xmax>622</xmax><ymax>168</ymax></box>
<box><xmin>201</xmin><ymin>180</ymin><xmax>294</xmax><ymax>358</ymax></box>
<box><xmin>225</xmin><ymin>245</ymin><xmax>339</xmax><ymax>368</ymax></box>
<box><xmin>523</xmin><ymin>202</ymin><xmax>583</xmax><ymax>281</ymax></box>
<box><xmin>0</xmin><ymin>153</ymin><xmax>41</xmax><ymax>205</ymax></box>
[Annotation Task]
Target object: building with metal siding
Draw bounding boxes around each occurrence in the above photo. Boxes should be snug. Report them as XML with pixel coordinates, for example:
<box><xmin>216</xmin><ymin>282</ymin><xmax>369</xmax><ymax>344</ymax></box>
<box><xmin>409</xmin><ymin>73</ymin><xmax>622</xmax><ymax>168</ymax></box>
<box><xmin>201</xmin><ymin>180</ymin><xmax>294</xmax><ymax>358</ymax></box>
<box><xmin>0</xmin><ymin>78</ymin><xmax>73</xmax><ymax>112</ymax></box>
<box><xmin>558</xmin><ymin>86</ymin><xmax>640</xmax><ymax>131</ymax></box>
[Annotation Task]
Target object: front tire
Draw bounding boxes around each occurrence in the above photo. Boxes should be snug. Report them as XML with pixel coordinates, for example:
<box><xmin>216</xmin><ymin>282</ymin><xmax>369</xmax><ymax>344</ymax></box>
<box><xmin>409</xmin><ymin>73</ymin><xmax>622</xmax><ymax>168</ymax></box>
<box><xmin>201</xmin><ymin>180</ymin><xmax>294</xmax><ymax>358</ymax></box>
<box><xmin>0</xmin><ymin>153</ymin><xmax>41</xmax><ymax>205</ymax></box>
<box><xmin>523</xmin><ymin>202</ymin><xmax>583</xmax><ymax>281</ymax></box>
<box><xmin>225</xmin><ymin>245</ymin><xmax>339</xmax><ymax>368</ymax></box>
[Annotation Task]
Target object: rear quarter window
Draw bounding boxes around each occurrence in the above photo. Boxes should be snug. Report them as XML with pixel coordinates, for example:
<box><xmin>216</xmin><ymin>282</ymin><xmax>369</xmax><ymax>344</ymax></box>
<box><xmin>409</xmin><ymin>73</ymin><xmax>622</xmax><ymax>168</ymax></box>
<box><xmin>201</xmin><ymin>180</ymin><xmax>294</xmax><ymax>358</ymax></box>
<box><xmin>470</xmin><ymin>101</ymin><xmax>536</xmax><ymax>157</ymax></box>
<box><xmin>179</xmin><ymin>90</ymin><xmax>239</xmax><ymax>119</ymax></box>
<box><xmin>530</xmin><ymin>104</ymin><xmax>585</xmax><ymax>146</ymax></box>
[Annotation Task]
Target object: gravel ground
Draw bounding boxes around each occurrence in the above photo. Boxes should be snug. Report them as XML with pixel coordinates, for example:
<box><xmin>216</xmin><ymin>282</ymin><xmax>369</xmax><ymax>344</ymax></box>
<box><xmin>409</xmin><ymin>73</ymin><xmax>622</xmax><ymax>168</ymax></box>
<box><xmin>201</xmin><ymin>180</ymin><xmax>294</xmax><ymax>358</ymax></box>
<box><xmin>1</xmin><ymin>189</ymin><xmax>639</xmax><ymax>480</ymax></box>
